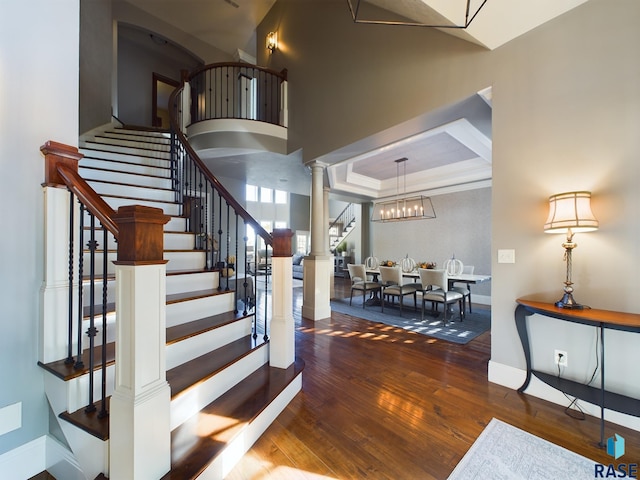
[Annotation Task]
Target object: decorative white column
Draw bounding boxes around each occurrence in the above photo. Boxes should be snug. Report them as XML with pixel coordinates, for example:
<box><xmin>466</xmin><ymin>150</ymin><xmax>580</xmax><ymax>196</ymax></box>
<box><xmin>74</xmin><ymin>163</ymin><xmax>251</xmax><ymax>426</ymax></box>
<box><xmin>109</xmin><ymin>205</ymin><xmax>171</xmax><ymax>480</ymax></box>
<box><xmin>269</xmin><ymin>229</ymin><xmax>294</xmax><ymax>368</ymax></box>
<box><xmin>302</xmin><ymin>163</ymin><xmax>332</xmax><ymax>320</ymax></box>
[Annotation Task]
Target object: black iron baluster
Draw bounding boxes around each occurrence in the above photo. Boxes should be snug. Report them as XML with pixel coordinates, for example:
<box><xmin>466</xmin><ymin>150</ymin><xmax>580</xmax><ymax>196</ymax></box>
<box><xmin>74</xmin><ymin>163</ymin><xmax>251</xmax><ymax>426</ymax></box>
<box><xmin>99</xmin><ymin>226</ymin><xmax>108</xmax><ymax>418</ymax></box>
<box><xmin>252</xmin><ymin>230</ymin><xmax>258</xmax><ymax>339</ymax></box>
<box><xmin>225</xmin><ymin>202</ymin><xmax>230</xmax><ymax>292</ymax></box>
<box><xmin>85</xmin><ymin>213</ymin><xmax>98</xmax><ymax>413</ymax></box>
<box><xmin>263</xmin><ymin>245</ymin><xmax>269</xmax><ymax>342</ymax></box>
<box><xmin>75</xmin><ymin>205</ymin><xmax>85</xmax><ymax>370</ymax></box>
<box><xmin>66</xmin><ymin>192</ymin><xmax>75</xmax><ymax>365</ymax></box>
<box><xmin>233</xmin><ymin>211</ymin><xmax>239</xmax><ymax>313</ymax></box>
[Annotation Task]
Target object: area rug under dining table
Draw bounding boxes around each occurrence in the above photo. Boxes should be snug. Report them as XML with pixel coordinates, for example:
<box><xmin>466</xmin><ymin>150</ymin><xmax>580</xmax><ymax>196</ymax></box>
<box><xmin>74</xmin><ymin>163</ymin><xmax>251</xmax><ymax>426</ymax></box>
<box><xmin>329</xmin><ymin>297</ymin><xmax>490</xmax><ymax>344</ymax></box>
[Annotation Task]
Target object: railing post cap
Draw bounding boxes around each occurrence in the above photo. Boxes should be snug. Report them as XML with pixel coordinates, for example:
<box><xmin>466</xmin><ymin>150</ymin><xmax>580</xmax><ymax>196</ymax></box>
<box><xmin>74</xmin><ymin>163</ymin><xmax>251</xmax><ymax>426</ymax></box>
<box><xmin>112</xmin><ymin>205</ymin><xmax>170</xmax><ymax>264</ymax></box>
<box><xmin>272</xmin><ymin>228</ymin><xmax>293</xmax><ymax>257</ymax></box>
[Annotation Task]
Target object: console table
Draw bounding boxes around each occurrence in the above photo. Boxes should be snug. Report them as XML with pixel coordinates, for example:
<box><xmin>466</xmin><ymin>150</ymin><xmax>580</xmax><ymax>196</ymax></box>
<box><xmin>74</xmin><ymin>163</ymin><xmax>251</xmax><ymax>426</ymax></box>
<box><xmin>515</xmin><ymin>298</ymin><xmax>640</xmax><ymax>446</ymax></box>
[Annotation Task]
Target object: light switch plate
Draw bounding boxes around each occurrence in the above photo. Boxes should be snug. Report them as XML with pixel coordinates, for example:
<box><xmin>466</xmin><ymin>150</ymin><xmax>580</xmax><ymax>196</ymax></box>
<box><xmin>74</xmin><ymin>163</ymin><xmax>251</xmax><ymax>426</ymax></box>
<box><xmin>498</xmin><ymin>249</ymin><xmax>515</xmax><ymax>264</ymax></box>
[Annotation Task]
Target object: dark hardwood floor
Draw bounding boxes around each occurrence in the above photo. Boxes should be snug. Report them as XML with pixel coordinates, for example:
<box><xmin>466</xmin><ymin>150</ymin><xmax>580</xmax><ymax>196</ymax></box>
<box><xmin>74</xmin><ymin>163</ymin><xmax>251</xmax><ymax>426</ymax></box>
<box><xmin>227</xmin><ymin>276</ymin><xmax>640</xmax><ymax>479</ymax></box>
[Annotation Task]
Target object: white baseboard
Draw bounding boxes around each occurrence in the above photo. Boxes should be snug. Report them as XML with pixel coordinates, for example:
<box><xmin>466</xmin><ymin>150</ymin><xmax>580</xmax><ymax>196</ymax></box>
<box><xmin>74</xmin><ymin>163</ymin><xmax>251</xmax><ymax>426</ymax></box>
<box><xmin>488</xmin><ymin>360</ymin><xmax>640</xmax><ymax>433</ymax></box>
<box><xmin>0</xmin><ymin>435</ymin><xmax>84</xmax><ymax>480</ymax></box>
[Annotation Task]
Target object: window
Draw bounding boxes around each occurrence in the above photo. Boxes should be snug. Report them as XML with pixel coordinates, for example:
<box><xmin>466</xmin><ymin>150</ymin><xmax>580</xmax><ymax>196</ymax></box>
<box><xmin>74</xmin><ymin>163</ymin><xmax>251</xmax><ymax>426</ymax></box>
<box><xmin>274</xmin><ymin>221</ymin><xmax>287</xmax><ymax>229</ymax></box>
<box><xmin>246</xmin><ymin>184</ymin><xmax>258</xmax><ymax>202</ymax></box>
<box><xmin>275</xmin><ymin>189</ymin><xmax>287</xmax><ymax>204</ymax></box>
<box><xmin>296</xmin><ymin>235</ymin><xmax>308</xmax><ymax>254</ymax></box>
<box><xmin>260</xmin><ymin>187</ymin><xmax>273</xmax><ymax>203</ymax></box>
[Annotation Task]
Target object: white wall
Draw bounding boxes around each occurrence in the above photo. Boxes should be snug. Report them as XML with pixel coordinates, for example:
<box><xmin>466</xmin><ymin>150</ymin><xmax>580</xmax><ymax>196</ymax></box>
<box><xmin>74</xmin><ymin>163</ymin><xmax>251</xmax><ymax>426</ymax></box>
<box><xmin>0</xmin><ymin>0</ymin><xmax>79</xmax><ymax>460</ymax></box>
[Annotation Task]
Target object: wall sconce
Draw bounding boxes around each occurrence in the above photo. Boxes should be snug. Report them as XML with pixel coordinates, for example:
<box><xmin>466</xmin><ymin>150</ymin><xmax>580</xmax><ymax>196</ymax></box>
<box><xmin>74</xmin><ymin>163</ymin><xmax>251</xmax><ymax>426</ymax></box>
<box><xmin>544</xmin><ymin>191</ymin><xmax>599</xmax><ymax>309</ymax></box>
<box><xmin>266</xmin><ymin>31</ymin><xmax>278</xmax><ymax>53</ymax></box>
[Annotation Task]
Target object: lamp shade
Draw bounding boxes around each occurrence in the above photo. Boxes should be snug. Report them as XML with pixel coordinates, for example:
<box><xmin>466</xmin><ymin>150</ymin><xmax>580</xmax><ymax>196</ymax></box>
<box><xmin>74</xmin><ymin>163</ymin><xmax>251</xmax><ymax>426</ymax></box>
<box><xmin>544</xmin><ymin>191</ymin><xmax>598</xmax><ymax>234</ymax></box>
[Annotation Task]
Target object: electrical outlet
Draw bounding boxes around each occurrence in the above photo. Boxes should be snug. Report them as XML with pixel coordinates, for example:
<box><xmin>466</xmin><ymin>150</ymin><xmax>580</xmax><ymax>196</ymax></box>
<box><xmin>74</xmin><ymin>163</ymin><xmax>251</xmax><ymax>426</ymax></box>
<box><xmin>554</xmin><ymin>349</ymin><xmax>568</xmax><ymax>367</ymax></box>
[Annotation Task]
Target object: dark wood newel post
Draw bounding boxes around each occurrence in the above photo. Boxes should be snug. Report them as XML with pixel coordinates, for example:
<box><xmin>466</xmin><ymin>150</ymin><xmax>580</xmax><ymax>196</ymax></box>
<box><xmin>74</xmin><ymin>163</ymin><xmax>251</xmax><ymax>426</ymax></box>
<box><xmin>271</xmin><ymin>228</ymin><xmax>293</xmax><ymax>258</ymax></box>
<box><xmin>40</xmin><ymin>141</ymin><xmax>83</xmax><ymax>187</ymax></box>
<box><xmin>111</xmin><ymin>205</ymin><xmax>170</xmax><ymax>264</ymax></box>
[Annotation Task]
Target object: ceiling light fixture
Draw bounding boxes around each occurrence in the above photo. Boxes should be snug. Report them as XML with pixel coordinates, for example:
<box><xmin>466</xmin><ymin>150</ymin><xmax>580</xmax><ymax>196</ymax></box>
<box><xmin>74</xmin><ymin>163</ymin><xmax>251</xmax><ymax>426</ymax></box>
<box><xmin>371</xmin><ymin>158</ymin><xmax>436</xmax><ymax>223</ymax></box>
<box><xmin>346</xmin><ymin>0</ymin><xmax>488</xmax><ymax>29</ymax></box>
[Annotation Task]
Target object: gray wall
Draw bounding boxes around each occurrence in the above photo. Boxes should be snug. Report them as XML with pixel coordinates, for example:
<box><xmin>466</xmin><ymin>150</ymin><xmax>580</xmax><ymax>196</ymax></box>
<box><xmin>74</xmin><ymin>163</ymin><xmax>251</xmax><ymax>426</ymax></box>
<box><xmin>289</xmin><ymin>193</ymin><xmax>310</xmax><ymax>232</ymax></box>
<box><xmin>0</xmin><ymin>0</ymin><xmax>79</xmax><ymax>457</ymax></box>
<box><xmin>117</xmin><ymin>25</ymin><xmax>203</xmax><ymax>127</ymax></box>
<box><xmin>259</xmin><ymin>0</ymin><xmax>640</xmax><ymax>423</ymax></box>
<box><xmin>80</xmin><ymin>0</ymin><xmax>114</xmax><ymax>134</ymax></box>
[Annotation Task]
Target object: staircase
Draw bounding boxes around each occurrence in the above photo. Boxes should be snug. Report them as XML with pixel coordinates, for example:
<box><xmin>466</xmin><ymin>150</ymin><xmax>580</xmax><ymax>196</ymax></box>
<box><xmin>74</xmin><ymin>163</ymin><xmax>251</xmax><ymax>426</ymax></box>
<box><xmin>329</xmin><ymin>203</ymin><xmax>356</xmax><ymax>253</ymax></box>
<box><xmin>38</xmin><ymin>126</ymin><xmax>303</xmax><ymax>479</ymax></box>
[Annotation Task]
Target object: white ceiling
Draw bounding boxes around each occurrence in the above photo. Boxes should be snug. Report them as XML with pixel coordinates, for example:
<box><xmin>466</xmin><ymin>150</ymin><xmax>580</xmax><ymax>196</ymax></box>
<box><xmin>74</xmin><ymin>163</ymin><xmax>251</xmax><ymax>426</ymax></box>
<box><xmin>120</xmin><ymin>0</ymin><xmax>588</xmax><ymax>199</ymax></box>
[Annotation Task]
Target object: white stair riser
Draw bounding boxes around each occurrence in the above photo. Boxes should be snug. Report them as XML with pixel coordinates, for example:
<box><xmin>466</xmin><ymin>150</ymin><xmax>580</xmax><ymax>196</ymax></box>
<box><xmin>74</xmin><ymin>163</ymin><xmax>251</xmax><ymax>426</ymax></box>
<box><xmin>80</xmin><ymin>142</ymin><xmax>171</xmax><ymax>160</ymax></box>
<box><xmin>79</xmin><ymin>167</ymin><xmax>174</xmax><ymax>190</ymax></box>
<box><xmin>80</xmin><ymin>269</ymin><xmax>217</xmax><ymax>309</ymax></box>
<box><xmin>166</xmin><ymin>316</ymin><xmax>253</xmax><ymax>370</ymax></box>
<box><xmin>170</xmin><ymin>345</ymin><xmax>268</xmax><ymax>431</ymax></box>
<box><xmin>83</xmin><ymin>250</ymin><xmax>205</xmax><ymax>275</ymax></box>
<box><xmin>100</xmin><ymin>132</ymin><xmax>171</xmax><ymax>145</ymax></box>
<box><xmin>88</xmin><ymin>181</ymin><xmax>176</xmax><ymax>203</ymax></box>
<box><xmin>166</xmin><ymin>216</ymin><xmax>187</xmax><ymax>231</ymax></box>
<box><xmin>100</xmin><ymin>196</ymin><xmax>181</xmax><ymax>215</ymax></box>
<box><xmin>89</xmin><ymin>136</ymin><xmax>171</xmax><ymax>153</ymax></box>
<box><xmin>80</xmin><ymin>153</ymin><xmax>172</xmax><ymax>172</ymax></box>
<box><xmin>166</xmin><ymin>292</ymin><xmax>235</xmax><ymax>328</ymax></box>
<box><xmin>78</xmin><ymin>231</ymin><xmax>194</xmax><ymax>253</ymax></box>
<box><xmin>81</xmin><ymin>313</ymin><xmax>117</xmax><ymax>348</ymax></box>
<box><xmin>166</xmin><ymin>271</ymin><xmax>218</xmax><ymax>295</ymax></box>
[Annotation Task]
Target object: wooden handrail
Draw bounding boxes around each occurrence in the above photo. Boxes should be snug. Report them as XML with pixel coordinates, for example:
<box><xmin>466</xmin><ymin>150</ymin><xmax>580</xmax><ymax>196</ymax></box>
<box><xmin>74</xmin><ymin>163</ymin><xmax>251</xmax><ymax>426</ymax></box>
<box><xmin>168</xmin><ymin>81</ymin><xmax>273</xmax><ymax>246</ymax></box>
<box><xmin>57</xmin><ymin>165</ymin><xmax>119</xmax><ymax>238</ymax></box>
<box><xmin>40</xmin><ymin>141</ymin><xmax>119</xmax><ymax>238</ymax></box>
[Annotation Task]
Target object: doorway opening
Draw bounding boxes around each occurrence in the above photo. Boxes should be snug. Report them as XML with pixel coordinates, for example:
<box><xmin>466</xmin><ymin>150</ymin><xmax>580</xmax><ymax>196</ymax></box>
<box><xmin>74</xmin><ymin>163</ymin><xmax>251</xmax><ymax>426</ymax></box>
<box><xmin>152</xmin><ymin>73</ymin><xmax>179</xmax><ymax>129</ymax></box>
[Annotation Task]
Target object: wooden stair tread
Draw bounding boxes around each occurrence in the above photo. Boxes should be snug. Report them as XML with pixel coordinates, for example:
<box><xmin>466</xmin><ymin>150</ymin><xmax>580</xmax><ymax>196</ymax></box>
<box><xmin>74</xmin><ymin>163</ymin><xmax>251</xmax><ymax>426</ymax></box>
<box><xmin>167</xmin><ymin>335</ymin><xmax>266</xmax><ymax>398</ymax></box>
<box><xmin>80</xmin><ymin>145</ymin><xmax>172</xmax><ymax>162</ymax></box>
<box><xmin>83</xmin><ymin>177</ymin><xmax>175</xmax><ymax>193</ymax></box>
<box><xmin>79</xmin><ymin>164</ymin><xmax>171</xmax><ymax>180</ymax></box>
<box><xmin>162</xmin><ymin>358</ymin><xmax>304</xmax><ymax>480</ymax></box>
<box><xmin>166</xmin><ymin>311</ymin><xmax>251</xmax><ymax>345</ymax></box>
<box><xmin>59</xmin><ymin>398</ymin><xmax>109</xmax><ymax>441</ymax></box>
<box><xmin>38</xmin><ymin>343</ymin><xmax>115</xmax><ymax>381</ymax></box>
<box><xmin>166</xmin><ymin>288</ymin><xmax>228</xmax><ymax>304</ymax></box>
<box><xmin>79</xmin><ymin>153</ymin><xmax>173</xmax><ymax>171</ymax></box>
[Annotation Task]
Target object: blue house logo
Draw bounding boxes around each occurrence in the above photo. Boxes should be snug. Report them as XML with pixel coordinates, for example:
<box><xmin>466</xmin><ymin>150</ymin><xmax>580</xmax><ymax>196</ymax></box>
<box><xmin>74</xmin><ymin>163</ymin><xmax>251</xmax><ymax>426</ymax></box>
<box><xmin>607</xmin><ymin>434</ymin><xmax>625</xmax><ymax>460</ymax></box>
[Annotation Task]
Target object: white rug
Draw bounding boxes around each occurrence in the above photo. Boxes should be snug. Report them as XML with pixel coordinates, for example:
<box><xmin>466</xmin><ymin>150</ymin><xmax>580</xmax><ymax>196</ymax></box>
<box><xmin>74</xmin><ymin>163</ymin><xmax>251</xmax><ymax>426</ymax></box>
<box><xmin>448</xmin><ymin>418</ymin><xmax>596</xmax><ymax>479</ymax></box>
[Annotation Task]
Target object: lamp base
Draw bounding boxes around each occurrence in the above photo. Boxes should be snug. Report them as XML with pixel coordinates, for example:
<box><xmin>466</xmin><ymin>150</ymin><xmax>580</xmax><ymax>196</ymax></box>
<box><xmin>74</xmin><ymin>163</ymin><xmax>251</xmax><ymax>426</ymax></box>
<box><xmin>555</xmin><ymin>292</ymin><xmax>585</xmax><ymax>310</ymax></box>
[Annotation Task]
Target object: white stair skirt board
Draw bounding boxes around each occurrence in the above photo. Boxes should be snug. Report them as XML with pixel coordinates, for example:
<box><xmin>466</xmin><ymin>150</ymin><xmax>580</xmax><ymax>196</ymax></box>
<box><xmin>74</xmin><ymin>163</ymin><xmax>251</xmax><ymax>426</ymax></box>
<box><xmin>197</xmin><ymin>374</ymin><xmax>303</xmax><ymax>480</ymax></box>
<box><xmin>170</xmin><ymin>345</ymin><xmax>269</xmax><ymax>430</ymax></box>
<box><xmin>166</xmin><ymin>316</ymin><xmax>254</xmax><ymax>370</ymax></box>
<box><xmin>166</xmin><ymin>293</ymin><xmax>235</xmax><ymax>327</ymax></box>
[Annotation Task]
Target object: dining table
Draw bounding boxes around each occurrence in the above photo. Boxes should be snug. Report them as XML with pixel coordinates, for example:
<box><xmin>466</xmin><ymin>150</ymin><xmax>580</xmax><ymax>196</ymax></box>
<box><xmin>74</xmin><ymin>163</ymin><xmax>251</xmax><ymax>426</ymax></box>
<box><xmin>364</xmin><ymin>269</ymin><xmax>491</xmax><ymax>308</ymax></box>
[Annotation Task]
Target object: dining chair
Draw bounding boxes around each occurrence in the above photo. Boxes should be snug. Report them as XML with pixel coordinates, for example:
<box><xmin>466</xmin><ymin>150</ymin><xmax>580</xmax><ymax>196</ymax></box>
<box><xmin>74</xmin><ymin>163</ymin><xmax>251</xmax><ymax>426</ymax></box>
<box><xmin>418</xmin><ymin>268</ymin><xmax>465</xmax><ymax>325</ymax></box>
<box><xmin>452</xmin><ymin>265</ymin><xmax>474</xmax><ymax>313</ymax></box>
<box><xmin>346</xmin><ymin>264</ymin><xmax>382</xmax><ymax>309</ymax></box>
<box><xmin>379</xmin><ymin>266</ymin><xmax>420</xmax><ymax>315</ymax></box>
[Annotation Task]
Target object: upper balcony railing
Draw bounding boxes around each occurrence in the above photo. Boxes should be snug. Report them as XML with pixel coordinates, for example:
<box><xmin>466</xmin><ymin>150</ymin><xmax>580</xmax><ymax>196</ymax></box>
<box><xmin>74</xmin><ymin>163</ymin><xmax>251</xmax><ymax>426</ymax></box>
<box><xmin>187</xmin><ymin>62</ymin><xmax>288</xmax><ymax>128</ymax></box>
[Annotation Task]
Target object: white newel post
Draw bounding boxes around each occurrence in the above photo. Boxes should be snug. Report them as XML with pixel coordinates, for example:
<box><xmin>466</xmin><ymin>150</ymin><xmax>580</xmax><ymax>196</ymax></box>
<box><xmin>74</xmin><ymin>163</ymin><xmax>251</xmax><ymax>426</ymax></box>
<box><xmin>109</xmin><ymin>205</ymin><xmax>171</xmax><ymax>480</ymax></box>
<box><xmin>39</xmin><ymin>142</ymin><xmax>83</xmax><ymax>364</ymax></box>
<box><xmin>270</xmin><ymin>229</ymin><xmax>294</xmax><ymax>368</ymax></box>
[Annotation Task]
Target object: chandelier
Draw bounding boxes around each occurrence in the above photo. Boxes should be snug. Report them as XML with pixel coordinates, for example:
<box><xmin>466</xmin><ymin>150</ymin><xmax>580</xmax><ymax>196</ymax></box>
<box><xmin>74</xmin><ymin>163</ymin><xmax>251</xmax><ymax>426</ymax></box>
<box><xmin>347</xmin><ymin>0</ymin><xmax>488</xmax><ymax>29</ymax></box>
<box><xmin>371</xmin><ymin>158</ymin><xmax>436</xmax><ymax>223</ymax></box>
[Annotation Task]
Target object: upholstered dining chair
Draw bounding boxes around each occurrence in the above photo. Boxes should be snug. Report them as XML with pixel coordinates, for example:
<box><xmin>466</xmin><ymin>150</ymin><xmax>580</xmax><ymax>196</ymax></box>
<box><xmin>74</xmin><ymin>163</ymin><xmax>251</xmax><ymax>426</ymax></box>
<box><xmin>418</xmin><ymin>268</ymin><xmax>465</xmax><ymax>325</ymax></box>
<box><xmin>451</xmin><ymin>265</ymin><xmax>474</xmax><ymax>313</ymax></box>
<box><xmin>346</xmin><ymin>264</ymin><xmax>382</xmax><ymax>309</ymax></box>
<box><xmin>378</xmin><ymin>266</ymin><xmax>420</xmax><ymax>316</ymax></box>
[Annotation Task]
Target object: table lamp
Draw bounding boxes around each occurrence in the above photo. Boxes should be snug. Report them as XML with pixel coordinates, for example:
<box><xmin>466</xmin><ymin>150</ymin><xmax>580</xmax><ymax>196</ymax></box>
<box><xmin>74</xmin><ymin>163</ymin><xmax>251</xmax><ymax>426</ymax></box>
<box><xmin>544</xmin><ymin>191</ymin><xmax>599</xmax><ymax>309</ymax></box>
